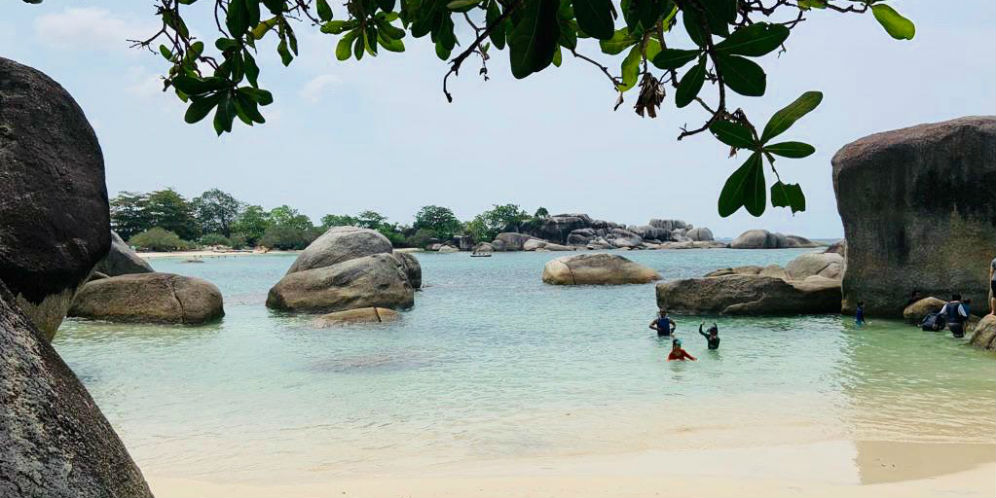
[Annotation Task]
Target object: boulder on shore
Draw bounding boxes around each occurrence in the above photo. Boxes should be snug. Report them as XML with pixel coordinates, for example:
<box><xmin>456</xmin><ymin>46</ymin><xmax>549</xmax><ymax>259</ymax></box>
<box><xmin>730</xmin><ymin>229</ymin><xmax>820</xmax><ymax>249</ymax></box>
<box><xmin>833</xmin><ymin>116</ymin><xmax>996</xmax><ymax>316</ymax></box>
<box><xmin>92</xmin><ymin>231</ymin><xmax>154</xmax><ymax>277</ymax></box>
<box><xmin>902</xmin><ymin>297</ymin><xmax>947</xmax><ymax>323</ymax></box>
<box><xmin>0</xmin><ymin>57</ymin><xmax>111</xmax><ymax>340</ymax></box>
<box><xmin>685</xmin><ymin>227</ymin><xmax>715</xmax><ymax>242</ymax></box>
<box><xmin>267</xmin><ymin>254</ymin><xmax>414</xmax><ymax>313</ymax></box>
<box><xmin>492</xmin><ymin>232</ymin><xmax>536</xmax><ymax>251</ymax></box>
<box><xmin>287</xmin><ymin>226</ymin><xmax>394</xmax><ymax>274</ymax></box>
<box><xmin>69</xmin><ymin>273</ymin><xmax>224</xmax><ymax>324</ymax></box>
<box><xmin>1</xmin><ymin>281</ymin><xmax>153</xmax><ymax>498</ymax></box>
<box><xmin>969</xmin><ymin>314</ymin><xmax>995</xmax><ymax>352</ymax></box>
<box><xmin>656</xmin><ymin>274</ymin><xmax>841</xmax><ymax>315</ymax></box>
<box><xmin>785</xmin><ymin>252</ymin><xmax>843</xmax><ymax>280</ymax></box>
<box><xmin>314</xmin><ymin>307</ymin><xmax>400</xmax><ymax>327</ymax></box>
<box><xmin>542</xmin><ymin>253</ymin><xmax>661</xmax><ymax>285</ymax></box>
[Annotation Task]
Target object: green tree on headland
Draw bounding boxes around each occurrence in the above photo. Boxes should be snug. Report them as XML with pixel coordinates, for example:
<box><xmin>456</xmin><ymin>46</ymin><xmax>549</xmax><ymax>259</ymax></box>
<box><xmin>414</xmin><ymin>205</ymin><xmax>462</xmax><ymax>240</ymax></box>
<box><xmin>466</xmin><ymin>204</ymin><xmax>530</xmax><ymax>242</ymax></box>
<box><xmin>192</xmin><ymin>188</ymin><xmax>243</xmax><ymax>237</ymax></box>
<box><xmin>230</xmin><ymin>204</ymin><xmax>270</xmax><ymax>244</ymax></box>
<box><xmin>28</xmin><ymin>0</ymin><xmax>915</xmax><ymax>217</ymax></box>
<box><xmin>109</xmin><ymin>191</ymin><xmax>151</xmax><ymax>240</ymax></box>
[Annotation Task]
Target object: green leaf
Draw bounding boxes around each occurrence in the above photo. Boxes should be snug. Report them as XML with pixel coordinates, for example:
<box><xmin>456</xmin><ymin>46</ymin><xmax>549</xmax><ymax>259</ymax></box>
<box><xmin>377</xmin><ymin>33</ymin><xmax>406</xmax><ymax>52</ymax></box>
<box><xmin>764</xmin><ymin>141</ymin><xmax>815</xmax><ymax>158</ymax></box>
<box><xmin>552</xmin><ymin>46</ymin><xmax>563</xmax><ymax>66</ymax></box>
<box><xmin>709</xmin><ymin>120</ymin><xmax>756</xmax><ymax>149</ymax></box>
<box><xmin>322</xmin><ymin>20</ymin><xmax>352</xmax><ymax>35</ymax></box>
<box><xmin>277</xmin><ymin>38</ymin><xmax>293</xmax><ymax>65</ymax></box>
<box><xmin>715</xmin><ymin>23</ymin><xmax>789</xmax><ymax>57</ymax></box>
<box><xmin>508</xmin><ymin>0</ymin><xmax>560</xmax><ymax>79</ymax></box>
<box><xmin>244</xmin><ymin>53</ymin><xmax>260</xmax><ymax>86</ymax></box>
<box><xmin>158</xmin><ymin>44</ymin><xmax>173</xmax><ymax>60</ymax></box>
<box><xmin>486</xmin><ymin>1</ymin><xmax>506</xmax><ymax>49</ymax></box>
<box><xmin>226</xmin><ymin>0</ymin><xmax>249</xmax><ymax>36</ymax></box>
<box><xmin>681</xmin><ymin>7</ymin><xmax>707</xmax><ymax>47</ymax></box>
<box><xmin>716</xmin><ymin>54</ymin><xmax>765</xmax><ymax>96</ymax></box>
<box><xmin>651</xmin><ymin>48</ymin><xmax>700</xmax><ymax>70</ymax></box>
<box><xmin>599</xmin><ymin>28</ymin><xmax>636</xmax><ymax>55</ymax></box>
<box><xmin>212</xmin><ymin>92</ymin><xmax>235</xmax><ymax>135</ymax></box>
<box><xmin>797</xmin><ymin>0</ymin><xmax>826</xmax><ymax>10</ymax></box>
<box><xmin>573</xmin><ymin>0</ymin><xmax>615</xmax><ymax>40</ymax></box>
<box><xmin>447</xmin><ymin>0</ymin><xmax>480</xmax><ymax>9</ymax></box>
<box><xmin>675</xmin><ymin>58</ymin><xmax>706</xmax><ymax>108</ymax></box>
<box><xmin>184</xmin><ymin>94</ymin><xmax>221</xmax><ymax>124</ymax></box>
<box><xmin>238</xmin><ymin>87</ymin><xmax>274</xmax><ymax>105</ymax></box>
<box><xmin>698</xmin><ymin>0</ymin><xmax>735</xmax><ymax>36</ymax></box>
<box><xmin>718</xmin><ymin>152</ymin><xmax>765</xmax><ymax>217</ymax></box>
<box><xmin>317</xmin><ymin>0</ymin><xmax>333</xmax><ymax>21</ymax></box>
<box><xmin>171</xmin><ymin>75</ymin><xmax>230</xmax><ymax>96</ymax></box>
<box><xmin>759</xmin><ymin>91</ymin><xmax>823</xmax><ymax>143</ymax></box>
<box><xmin>245</xmin><ymin>0</ymin><xmax>261</xmax><ymax>27</ymax></box>
<box><xmin>770</xmin><ymin>181</ymin><xmax>806</xmax><ymax>213</ymax></box>
<box><xmin>871</xmin><ymin>4</ymin><xmax>915</xmax><ymax>40</ymax></box>
<box><xmin>619</xmin><ymin>45</ymin><xmax>642</xmax><ymax>91</ymax></box>
<box><xmin>335</xmin><ymin>31</ymin><xmax>356</xmax><ymax>60</ymax></box>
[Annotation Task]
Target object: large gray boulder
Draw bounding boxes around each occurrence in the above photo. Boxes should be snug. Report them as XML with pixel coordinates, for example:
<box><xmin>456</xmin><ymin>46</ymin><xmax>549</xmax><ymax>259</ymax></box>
<box><xmin>1</xmin><ymin>281</ymin><xmax>152</xmax><ymax>498</ymax></box>
<box><xmin>542</xmin><ymin>253</ymin><xmax>661</xmax><ymax>285</ymax></box>
<box><xmin>605</xmin><ymin>228</ymin><xmax>643</xmax><ymax>248</ymax></box>
<box><xmin>629</xmin><ymin>225</ymin><xmax>669</xmax><ymax>241</ymax></box>
<box><xmin>287</xmin><ymin>226</ymin><xmax>394</xmax><ymax>274</ymax></box>
<box><xmin>730</xmin><ymin>229</ymin><xmax>820</xmax><ymax>249</ymax></box>
<box><xmin>93</xmin><ymin>231</ymin><xmax>154</xmax><ymax>277</ymax></box>
<box><xmin>393</xmin><ymin>251</ymin><xmax>422</xmax><ymax>289</ymax></box>
<box><xmin>686</xmin><ymin>227</ymin><xmax>714</xmax><ymax>241</ymax></box>
<box><xmin>785</xmin><ymin>252</ymin><xmax>843</xmax><ymax>280</ymax></box>
<box><xmin>833</xmin><ymin>116</ymin><xmax>996</xmax><ymax>316</ymax></box>
<box><xmin>567</xmin><ymin>228</ymin><xmax>598</xmax><ymax>246</ymax></box>
<box><xmin>313</xmin><ymin>307</ymin><xmax>401</xmax><ymax>327</ymax></box>
<box><xmin>656</xmin><ymin>274</ymin><xmax>841</xmax><ymax>315</ymax></box>
<box><xmin>492</xmin><ymin>232</ymin><xmax>536</xmax><ymax>251</ymax></box>
<box><xmin>69</xmin><ymin>272</ymin><xmax>224</xmax><ymax>324</ymax></box>
<box><xmin>0</xmin><ymin>57</ymin><xmax>110</xmax><ymax>340</ymax></box>
<box><xmin>902</xmin><ymin>297</ymin><xmax>946</xmax><ymax>324</ymax></box>
<box><xmin>649</xmin><ymin>219</ymin><xmax>690</xmax><ymax>231</ymax></box>
<box><xmin>267</xmin><ymin>254</ymin><xmax>415</xmax><ymax>313</ymax></box>
<box><xmin>969</xmin><ymin>314</ymin><xmax>995</xmax><ymax>352</ymax></box>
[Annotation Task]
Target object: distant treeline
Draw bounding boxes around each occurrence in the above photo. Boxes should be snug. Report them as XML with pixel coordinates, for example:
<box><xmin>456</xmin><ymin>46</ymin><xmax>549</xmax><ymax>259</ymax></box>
<box><xmin>110</xmin><ymin>188</ymin><xmax>550</xmax><ymax>251</ymax></box>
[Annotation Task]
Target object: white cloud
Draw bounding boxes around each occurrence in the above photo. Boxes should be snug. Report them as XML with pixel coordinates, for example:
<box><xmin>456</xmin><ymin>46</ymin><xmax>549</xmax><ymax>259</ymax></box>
<box><xmin>125</xmin><ymin>66</ymin><xmax>165</xmax><ymax>98</ymax></box>
<box><xmin>34</xmin><ymin>7</ymin><xmax>154</xmax><ymax>53</ymax></box>
<box><xmin>299</xmin><ymin>74</ymin><xmax>341</xmax><ymax>103</ymax></box>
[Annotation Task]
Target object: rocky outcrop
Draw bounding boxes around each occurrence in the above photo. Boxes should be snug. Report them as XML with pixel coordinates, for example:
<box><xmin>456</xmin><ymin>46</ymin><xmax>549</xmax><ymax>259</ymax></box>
<box><xmin>1</xmin><ymin>281</ymin><xmax>153</xmax><ymax>498</ymax></box>
<box><xmin>313</xmin><ymin>307</ymin><xmax>401</xmax><ymax>327</ymax></box>
<box><xmin>704</xmin><ymin>264</ymin><xmax>787</xmax><ymax>279</ymax></box>
<box><xmin>524</xmin><ymin>214</ymin><xmax>592</xmax><ymax>244</ymax></box>
<box><xmin>824</xmin><ymin>240</ymin><xmax>846</xmax><ymax>256</ymax></box>
<box><xmin>287</xmin><ymin>226</ymin><xmax>394</xmax><ymax>274</ymax></box>
<box><xmin>393</xmin><ymin>251</ymin><xmax>422</xmax><ymax>289</ymax></box>
<box><xmin>902</xmin><ymin>297</ymin><xmax>946</xmax><ymax>323</ymax></box>
<box><xmin>491</xmin><ymin>232</ymin><xmax>537</xmax><ymax>251</ymax></box>
<box><xmin>686</xmin><ymin>227</ymin><xmax>715</xmax><ymax>242</ymax></box>
<box><xmin>92</xmin><ymin>231</ymin><xmax>153</xmax><ymax>277</ymax></box>
<box><xmin>969</xmin><ymin>314</ymin><xmax>995</xmax><ymax>351</ymax></box>
<box><xmin>785</xmin><ymin>253</ymin><xmax>843</xmax><ymax>280</ymax></box>
<box><xmin>656</xmin><ymin>274</ymin><xmax>841</xmax><ymax>315</ymax></box>
<box><xmin>69</xmin><ymin>273</ymin><xmax>224</xmax><ymax>324</ymax></box>
<box><xmin>267</xmin><ymin>254</ymin><xmax>415</xmax><ymax>313</ymax></box>
<box><xmin>0</xmin><ymin>57</ymin><xmax>110</xmax><ymax>340</ymax></box>
<box><xmin>542</xmin><ymin>253</ymin><xmax>661</xmax><ymax>285</ymax></box>
<box><xmin>523</xmin><ymin>239</ymin><xmax>573</xmax><ymax>251</ymax></box>
<box><xmin>833</xmin><ymin>116</ymin><xmax>996</xmax><ymax>316</ymax></box>
<box><xmin>730</xmin><ymin>229</ymin><xmax>820</xmax><ymax>249</ymax></box>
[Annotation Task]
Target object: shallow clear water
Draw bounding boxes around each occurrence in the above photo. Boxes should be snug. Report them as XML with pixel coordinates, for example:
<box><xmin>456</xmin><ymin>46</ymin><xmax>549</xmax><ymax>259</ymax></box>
<box><xmin>54</xmin><ymin>249</ymin><xmax>995</xmax><ymax>483</ymax></box>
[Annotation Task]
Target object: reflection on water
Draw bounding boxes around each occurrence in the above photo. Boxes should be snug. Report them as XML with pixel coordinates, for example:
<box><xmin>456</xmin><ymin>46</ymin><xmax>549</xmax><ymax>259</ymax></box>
<box><xmin>52</xmin><ymin>249</ymin><xmax>995</xmax><ymax>484</ymax></box>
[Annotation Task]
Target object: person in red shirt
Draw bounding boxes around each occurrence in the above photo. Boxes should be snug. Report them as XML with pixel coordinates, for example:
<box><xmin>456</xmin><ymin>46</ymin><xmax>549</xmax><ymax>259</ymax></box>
<box><xmin>667</xmin><ymin>339</ymin><xmax>696</xmax><ymax>361</ymax></box>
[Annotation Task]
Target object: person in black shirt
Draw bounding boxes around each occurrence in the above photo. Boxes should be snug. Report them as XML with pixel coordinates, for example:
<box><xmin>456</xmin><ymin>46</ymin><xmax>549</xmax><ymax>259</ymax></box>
<box><xmin>698</xmin><ymin>322</ymin><xmax>720</xmax><ymax>350</ymax></box>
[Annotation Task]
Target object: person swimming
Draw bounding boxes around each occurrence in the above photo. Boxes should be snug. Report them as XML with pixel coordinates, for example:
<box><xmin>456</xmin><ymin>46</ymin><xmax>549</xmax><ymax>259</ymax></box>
<box><xmin>698</xmin><ymin>322</ymin><xmax>720</xmax><ymax>350</ymax></box>
<box><xmin>650</xmin><ymin>309</ymin><xmax>676</xmax><ymax>337</ymax></box>
<box><xmin>667</xmin><ymin>339</ymin><xmax>696</xmax><ymax>361</ymax></box>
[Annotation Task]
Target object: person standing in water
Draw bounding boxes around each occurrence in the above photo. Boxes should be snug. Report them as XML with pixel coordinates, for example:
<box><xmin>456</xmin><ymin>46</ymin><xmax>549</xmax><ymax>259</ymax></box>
<box><xmin>855</xmin><ymin>301</ymin><xmax>866</xmax><ymax>326</ymax></box>
<box><xmin>990</xmin><ymin>255</ymin><xmax>996</xmax><ymax>315</ymax></box>
<box><xmin>698</xmin><ymin>322</ymin><xmax>720</xmax><ymax>350</ymax></box>
<box><xmin>667</xmin><ymin>339</ymin><xmax>696</xmax><ymax>361</ymax></box>
<box><xmin>650</xmin><ymin>309</ymin><xmax>676</xmax><ymax>337</ymax></box>
<box><xmin>939</xmin><ymin>294</ymin><xmax>969</xmax><ymax>338</ymax></box>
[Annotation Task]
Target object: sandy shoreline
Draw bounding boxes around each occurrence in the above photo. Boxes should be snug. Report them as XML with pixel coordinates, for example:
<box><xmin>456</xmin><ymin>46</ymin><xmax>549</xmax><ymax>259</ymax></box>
<box><xmin>137</xmin><ymin>249</ymin><xmax>300</xmax><ymax>260</ymax></box>
<box><xmin>149</xmin><ymin>439</ymin><xmax>996</xmax><ymax>497</ymax></box>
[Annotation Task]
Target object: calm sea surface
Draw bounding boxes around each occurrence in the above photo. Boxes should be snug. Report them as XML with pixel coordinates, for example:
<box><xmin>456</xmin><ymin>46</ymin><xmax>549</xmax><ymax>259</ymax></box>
<box><xmin>53</xmin><ymin>249</ymin><xmax>996</xmax><ymax>483</ymax></box>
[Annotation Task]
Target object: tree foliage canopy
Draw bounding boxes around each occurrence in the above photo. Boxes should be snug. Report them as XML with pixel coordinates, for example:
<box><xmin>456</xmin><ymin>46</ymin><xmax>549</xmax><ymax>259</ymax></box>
<box><xmin>25</xmin><ymin>0</ymin><xmax>913</xmax><ymax>218</ymax></box>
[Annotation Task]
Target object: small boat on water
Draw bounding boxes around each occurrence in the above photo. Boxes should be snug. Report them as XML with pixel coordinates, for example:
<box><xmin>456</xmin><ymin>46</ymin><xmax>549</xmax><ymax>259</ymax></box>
<box><xmin>470</xmin><ymin>252</ymin><xmax>492</xmax><ymax>258</ymax></box>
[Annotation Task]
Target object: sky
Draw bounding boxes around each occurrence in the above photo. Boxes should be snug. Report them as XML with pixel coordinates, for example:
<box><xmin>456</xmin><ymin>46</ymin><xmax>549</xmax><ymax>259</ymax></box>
<box><xmin>3</xmin><ymin>1</ymin><xmax>994</xmax><ymax>238</ymax></box>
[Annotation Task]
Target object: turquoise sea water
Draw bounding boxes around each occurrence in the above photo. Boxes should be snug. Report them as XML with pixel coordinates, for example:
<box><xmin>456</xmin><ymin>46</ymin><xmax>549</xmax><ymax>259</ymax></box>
<box><xmin>53</xmin><ymin>249</ymin><xmax>995</xmax><ymax>483</ymax></box>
